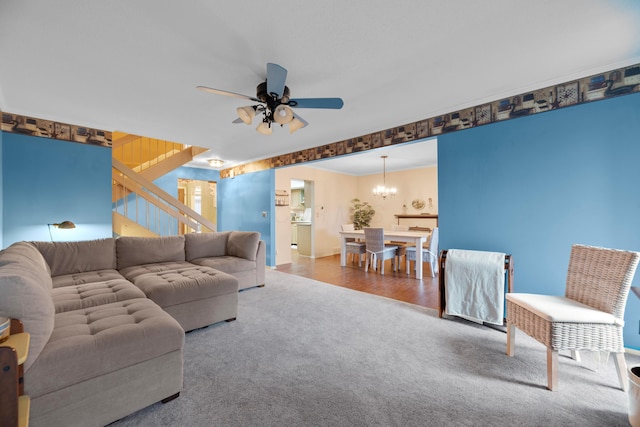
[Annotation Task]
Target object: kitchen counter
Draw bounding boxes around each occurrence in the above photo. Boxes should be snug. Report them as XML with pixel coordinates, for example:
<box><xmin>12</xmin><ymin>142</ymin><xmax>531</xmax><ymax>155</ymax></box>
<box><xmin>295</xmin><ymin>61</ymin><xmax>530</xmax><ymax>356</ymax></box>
<box><xmin>291</xmin><ymin>221</ymin><xmax>312</xmax><ymax>225</ymax></box>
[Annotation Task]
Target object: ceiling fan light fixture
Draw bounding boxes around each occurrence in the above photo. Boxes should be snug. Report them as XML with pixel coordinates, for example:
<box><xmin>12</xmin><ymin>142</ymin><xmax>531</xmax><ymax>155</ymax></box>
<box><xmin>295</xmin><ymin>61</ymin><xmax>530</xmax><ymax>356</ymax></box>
<box><xmin>236</xmin><ymin>106</ymin><xmax>256</xmax><ymax>124</ymax></box>
<box><xmin>289</xmin><ymin>116</ymin><xmax>307</xmax><ymax>134</ymax></box>
<box><xmin>273</xmin><ymin>105</ymin><xmax>294</xmax><ymax>124</ymax></box>
<box><xmin>256</xmin><ymin>121</ymin><xmax>272</xmax><ymax>135</ymax></box>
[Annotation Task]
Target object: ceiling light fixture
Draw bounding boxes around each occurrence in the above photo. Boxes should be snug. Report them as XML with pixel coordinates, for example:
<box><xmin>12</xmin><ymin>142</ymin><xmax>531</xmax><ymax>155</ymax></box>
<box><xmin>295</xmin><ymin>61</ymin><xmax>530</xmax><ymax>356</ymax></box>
<box><xmin>234</xmin><ymin>80</ymin><xmax>309</xmax><ymax>135</ymax></box>
<box><xmin>256</xmin><ymin>120</ymin><xmax>273</xmax><ymax>135</ymax></box>
<box><xmin>236</xmin><ymin>106</ymin><xmax>256</xmax><ymax>125</ymax></box>
<box><xmin>207</xmin><ymin>158</ymin><xmax>225</xmax><ymax>168</ymax></box>
<box><xmin>372</xmin><ymin>155</ymin><xmax>396</xmax><ymax>199</ymax></box>
<box><xmin>237</xmin><ymin>100</ymin><xmax>307</xmax><ymax>134</ymax></box>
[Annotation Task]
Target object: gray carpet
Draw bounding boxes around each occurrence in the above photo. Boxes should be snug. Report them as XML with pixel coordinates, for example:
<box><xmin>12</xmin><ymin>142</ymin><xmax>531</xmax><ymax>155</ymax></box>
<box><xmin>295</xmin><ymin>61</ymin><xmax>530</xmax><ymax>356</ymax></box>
<box><xmin>113</xmin><ymin>269</ymin><xmax>639</xmax><ymax>426</ymax></box>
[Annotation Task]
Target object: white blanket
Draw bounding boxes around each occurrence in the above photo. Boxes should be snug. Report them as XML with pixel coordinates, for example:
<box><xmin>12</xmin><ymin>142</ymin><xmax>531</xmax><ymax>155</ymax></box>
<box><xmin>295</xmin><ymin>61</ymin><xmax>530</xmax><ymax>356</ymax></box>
<box><xmin>444</xmin><ymin>249</ymin><xmax>506</xmax><ymax>325</ymax></box>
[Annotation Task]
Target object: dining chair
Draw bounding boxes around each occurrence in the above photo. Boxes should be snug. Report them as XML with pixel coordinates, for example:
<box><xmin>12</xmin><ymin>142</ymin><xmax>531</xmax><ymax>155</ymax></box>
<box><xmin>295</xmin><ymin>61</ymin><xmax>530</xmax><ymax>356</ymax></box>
<box><xmin>405</xmin><ymin>227</ymin><xmax>438</xmax><ymax>277</ymax></box>
<box><xmin>341</xmin><ymin>224</ymin><xmax>366</xmax><ymax>267</ymax></box>
<box><xmin>390</xmin><ymin>224</ymin><xmax>410</xmax><ymax>271</ymax></box>
<box><xmin>363</xmin><ymin>228</ymin><xmax>398</xmax><ymax>274</ymax></box>
<box><xmin>506</xmin><ymin>244</ymin><xmax>640</xmax><ymax>391</ymax></box>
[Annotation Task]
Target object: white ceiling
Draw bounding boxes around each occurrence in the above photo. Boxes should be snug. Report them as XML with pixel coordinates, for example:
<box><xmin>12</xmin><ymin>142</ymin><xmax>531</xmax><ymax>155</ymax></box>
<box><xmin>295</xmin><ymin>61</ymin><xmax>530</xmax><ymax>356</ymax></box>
<box><xmin>1</xmin><ymin>1</ymin><xmax>640</xmax><ymax>176</ymax></box>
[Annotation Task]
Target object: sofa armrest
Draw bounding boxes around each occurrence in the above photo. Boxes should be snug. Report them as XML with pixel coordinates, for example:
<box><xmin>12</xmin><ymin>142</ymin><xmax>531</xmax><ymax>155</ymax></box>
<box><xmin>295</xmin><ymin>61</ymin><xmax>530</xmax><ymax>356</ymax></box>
<box><xmin>256</xmin><ymin>240</ymin><xmax>266</xmax><ymax>286</ymax></box>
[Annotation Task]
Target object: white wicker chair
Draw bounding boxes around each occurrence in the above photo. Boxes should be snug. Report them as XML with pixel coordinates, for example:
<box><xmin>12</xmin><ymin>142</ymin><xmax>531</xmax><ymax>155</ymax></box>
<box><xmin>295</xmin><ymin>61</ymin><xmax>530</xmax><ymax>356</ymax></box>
<box><xmin>341</xmin><ymin>224</ymin><xmax>366</xmax><ymax>267</ymax></box>
<box><xmin>506</xmin><ymin>244</ymin><xmax>640</xmax><ymax>391</ymax></box>
<box><xmin>405</xmin><ymin>227</ymin><xmax>439</xmax><ymax>277</ymax></box>
<box><xmin>363</xmin><ymin>228</ymin><xmax>397</xmax><ymax>274</ymax></box>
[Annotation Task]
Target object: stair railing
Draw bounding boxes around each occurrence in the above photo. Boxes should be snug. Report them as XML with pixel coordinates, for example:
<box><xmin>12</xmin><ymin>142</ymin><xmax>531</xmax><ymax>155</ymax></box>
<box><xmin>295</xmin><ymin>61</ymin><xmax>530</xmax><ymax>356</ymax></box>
<box><xmin>112</xmin><ymin>158</ymin><xmax>217</xmax><ymax>236</ymax></box>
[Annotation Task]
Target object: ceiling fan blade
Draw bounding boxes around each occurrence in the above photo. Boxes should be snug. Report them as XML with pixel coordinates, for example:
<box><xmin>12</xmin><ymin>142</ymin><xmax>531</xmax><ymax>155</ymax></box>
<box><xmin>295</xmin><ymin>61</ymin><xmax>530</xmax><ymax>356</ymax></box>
<box><xmin>196</xmin><ymin>86</ymin><xmax>261</xmax><ymax>103</ymax></box>
<box><xmin>232</xmin><ymin>117</ymin><xmax>244</xmax><ymax>124</ymax></box>
<box><xmin>289</xmin><ymin>98</ymin><xmax>344</xmax><ymax>109</ymax></box>
<box><xmin>266</xmin><ymin>63</ymin><xmax>287</xmax><ymax>98</ymax></box>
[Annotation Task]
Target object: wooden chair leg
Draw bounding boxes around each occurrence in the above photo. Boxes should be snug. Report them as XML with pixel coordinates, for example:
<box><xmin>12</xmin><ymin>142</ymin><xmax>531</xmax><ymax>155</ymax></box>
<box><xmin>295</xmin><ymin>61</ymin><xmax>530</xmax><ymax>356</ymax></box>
<box><xmin>547</xmin><ymin>348</ymin><xmax>558</xmax><ymax>391</ymax></box>
<box><xmin>506</xmin><ymin>323</ymin><xmax>515</xmax><ymax>356</ymax></box>
<box><xmin>614</xmin><ymin>352</ymin><xmax>628</xmax><ymax>391</ymax></box>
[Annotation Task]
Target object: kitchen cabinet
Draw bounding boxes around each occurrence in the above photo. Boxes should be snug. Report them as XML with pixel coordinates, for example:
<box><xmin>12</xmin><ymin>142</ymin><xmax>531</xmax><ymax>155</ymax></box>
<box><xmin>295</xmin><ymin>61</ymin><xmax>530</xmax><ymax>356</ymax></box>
<box><xmin>297</xmin><ymin>224</ymin><xmax>311</xmax><ymax>256</ymax></box>
<box><xmin>291</xmin><ymin>224</ymin><xmax>298</xmax><ymax>244</ymax></box>
<box><xmin>291</xmin><ymin>189</ymin><xmax>305</xmax><ymax>209</ymax></box>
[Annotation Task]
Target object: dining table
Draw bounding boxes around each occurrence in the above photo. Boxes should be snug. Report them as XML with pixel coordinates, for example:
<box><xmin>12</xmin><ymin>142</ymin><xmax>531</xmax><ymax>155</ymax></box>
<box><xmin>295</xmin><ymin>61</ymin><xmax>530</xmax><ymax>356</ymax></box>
<box><xmin>339</xmin><ymin>229</ymin><xmax>432</xmax><ymax>279</ymax></box>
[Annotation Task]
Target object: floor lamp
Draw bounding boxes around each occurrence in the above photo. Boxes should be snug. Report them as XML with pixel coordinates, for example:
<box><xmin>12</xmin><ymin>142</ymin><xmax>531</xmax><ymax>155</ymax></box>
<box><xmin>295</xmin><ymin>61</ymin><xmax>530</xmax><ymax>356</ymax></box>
<box><xmin>47</xmin><ymin>220</ymin><xmax>76</xmax><ymax>241</ymax></box>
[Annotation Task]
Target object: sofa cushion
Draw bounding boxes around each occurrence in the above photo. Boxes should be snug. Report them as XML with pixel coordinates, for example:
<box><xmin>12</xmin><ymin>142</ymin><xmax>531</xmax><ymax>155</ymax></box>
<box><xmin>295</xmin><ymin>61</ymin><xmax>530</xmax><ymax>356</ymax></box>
<box><xmin>116</xmin><ymin>236</ymin><xmax>185</xmax><ymax>270</ymax></box>
<box><xmin>52</xmin><ymin>280</ymin><xmax>147</xmax><ymax>314</ymax></box>
<box><xmin>24</xmin><ymin>298</ymin><xmax>184</xmax><ymax>399</ymax></box>
<box><xmin>184</xmin><ymin>231</ymin><xmax>231</xmax><ymax>261</ymax></box>
<box><xmin>0</xmin><ymin>242</ymin><xmax>55</xmax><ymax>371</ymax></box>
<box><xmin>52</xmin><ymin>269</ymin><xmax>126</xmax><ymax>289</ymax></box>
<box><xmin>119</xmin><ymin>261</ymin><xmax>196</xmax><ymax>281</ymax></box>
<box><xmin>125</xmin><ymin>265</ymin><xmax>238</xmax><ymax>307</ymax></box>
<box><xmin>32</xmin><ymin>238</ymin><xmax>116</xmax><ymax>277</ymax></box>
<box><xmin>227</xmin><ymin>231</ymin><xmax>260</xmax><ymax>261</ymax></box>
<box><xmin>191</xmin><ymin>256</ymin><xmax>257</xmax><ymax>275</ymax></box>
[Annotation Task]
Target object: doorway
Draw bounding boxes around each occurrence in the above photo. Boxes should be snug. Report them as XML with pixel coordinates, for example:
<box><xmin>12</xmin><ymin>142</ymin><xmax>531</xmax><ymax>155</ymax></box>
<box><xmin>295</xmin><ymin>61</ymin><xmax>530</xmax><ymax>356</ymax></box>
<box><xmin>290</xmin><ymin>179</ymin><xmax>314</xmax><ymax>258</ymax></box>
<box><xmin>177</xmin><ymin>179</ymin><xmax>217</xmax><ymax>233</ymax></box>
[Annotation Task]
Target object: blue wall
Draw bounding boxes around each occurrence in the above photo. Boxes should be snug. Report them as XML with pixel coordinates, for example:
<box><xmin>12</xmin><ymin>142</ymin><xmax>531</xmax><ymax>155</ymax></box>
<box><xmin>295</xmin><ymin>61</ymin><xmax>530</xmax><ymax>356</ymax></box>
<box><xmin>218</xmin><ymin>168</ymin><xmax>275</xmax><ymax>266</ymax></box>
<box><xmin>438</xmin><ymin>92</ymin><xmax>640</xmax><ymax>348</ymax></box>
<box><xmin>2</xmin><ymin>132</ymin><xmax>112</xmax><ymax>245</ymax></box>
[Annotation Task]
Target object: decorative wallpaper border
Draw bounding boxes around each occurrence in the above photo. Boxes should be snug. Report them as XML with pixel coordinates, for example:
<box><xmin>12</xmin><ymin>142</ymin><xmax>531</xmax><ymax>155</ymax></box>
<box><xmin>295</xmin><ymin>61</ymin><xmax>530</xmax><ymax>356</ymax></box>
<box><xmin>220</xmin><ymin>62</ymin><xmax>640</xmax><ymax>178</ymax></box>
<box><xmin>0</xmin><ymin>112</ymin><xmax>112</xmax><ymax>147</ymax></box>
<box><xmin>2</xmin><ymin>62</ymin><xmax>638</xmax><ymax>171</ymax></box>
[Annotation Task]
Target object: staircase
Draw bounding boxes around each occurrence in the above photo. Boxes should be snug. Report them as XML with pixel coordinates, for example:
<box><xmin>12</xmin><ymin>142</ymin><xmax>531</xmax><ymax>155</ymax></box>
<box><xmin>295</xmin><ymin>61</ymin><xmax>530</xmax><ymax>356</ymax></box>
<box><xmin>112</xmin><ymin>132</ymin><xmax>215</xmax><ymax>237</ymax></box>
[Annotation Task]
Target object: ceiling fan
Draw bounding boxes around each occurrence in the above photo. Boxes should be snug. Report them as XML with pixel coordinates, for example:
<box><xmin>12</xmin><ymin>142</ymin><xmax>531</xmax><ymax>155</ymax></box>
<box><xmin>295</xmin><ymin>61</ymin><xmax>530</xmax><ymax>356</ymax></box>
<box><xmin>197</xmin><ymin>63</ymin><xmax>344</xmax><ymax>135</ymax></box>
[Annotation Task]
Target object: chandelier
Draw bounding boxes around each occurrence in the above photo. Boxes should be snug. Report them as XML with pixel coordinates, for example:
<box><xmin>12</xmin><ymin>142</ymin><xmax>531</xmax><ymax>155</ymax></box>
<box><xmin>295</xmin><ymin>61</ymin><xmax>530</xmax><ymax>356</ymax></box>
<box><xmin>372</xmin><ymin>155</ymin><xmax>397</xmax><ymax>199</ymax></box>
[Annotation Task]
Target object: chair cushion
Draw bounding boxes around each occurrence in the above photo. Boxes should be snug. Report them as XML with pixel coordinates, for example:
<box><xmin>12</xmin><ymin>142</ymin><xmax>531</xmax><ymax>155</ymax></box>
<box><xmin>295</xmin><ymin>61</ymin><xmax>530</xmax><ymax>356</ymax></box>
<box><xmin>506</xmin><ymin>293</ymin><xmax>621</xmax><ymax>325</ymax></box>
<box><xmin>346</xmin><ymin>242</ymin><xmax>366</xmax><ymax>254</ymax></box>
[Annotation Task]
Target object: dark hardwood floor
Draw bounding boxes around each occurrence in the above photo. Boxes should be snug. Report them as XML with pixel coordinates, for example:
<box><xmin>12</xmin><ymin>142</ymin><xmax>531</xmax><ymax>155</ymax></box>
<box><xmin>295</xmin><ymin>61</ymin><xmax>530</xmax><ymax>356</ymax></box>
<box><xmin>276</xmin><ymin>250</ymin><xmax>439</xmax><ymax>310</ymax></box>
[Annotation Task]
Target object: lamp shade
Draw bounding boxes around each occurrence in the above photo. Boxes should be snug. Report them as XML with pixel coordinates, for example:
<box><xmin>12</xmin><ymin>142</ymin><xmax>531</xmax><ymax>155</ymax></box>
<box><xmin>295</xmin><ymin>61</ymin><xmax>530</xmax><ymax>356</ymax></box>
<box><xmin>54</xmin><ymin>221</ymin><xmax>76</xmax><ymax>229</ymax></box>
<box><xmin>273</xmin><ymin>105</ymin><xmax>294</xmax><ymax>124</ymax></box>
<box><xmin>289</xmin><ymin>116</ymin><xmax>308</xmax><ymax>134</ymax></box>
<box><xmin>256</xmin><ymin>121</ymin><xmax>272</xmax><ymax>135</ymax></box>
<box><xmin>236</xmin><ymin>106</ymin><xmax>256</xmax><ymax>125</ymax></box>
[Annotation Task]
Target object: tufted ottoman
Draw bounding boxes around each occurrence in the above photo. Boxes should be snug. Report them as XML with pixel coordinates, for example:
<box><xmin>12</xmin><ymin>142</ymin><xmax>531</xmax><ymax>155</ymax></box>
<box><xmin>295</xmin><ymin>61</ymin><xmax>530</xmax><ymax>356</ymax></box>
<box><xmin>26</xmin><ymin>298</ymin><xmax>184</xmax><ymax>427</ymax></box>
<box><xmin>119</xmin><ymin>261</ymin><xmax>239</xmax><ymax>331</ymax></box>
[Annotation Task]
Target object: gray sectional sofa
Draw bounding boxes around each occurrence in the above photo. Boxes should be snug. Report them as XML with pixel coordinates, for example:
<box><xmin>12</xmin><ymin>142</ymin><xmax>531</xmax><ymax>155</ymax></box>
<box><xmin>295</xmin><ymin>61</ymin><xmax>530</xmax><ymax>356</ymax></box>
<box><xmin>0</xmin><ymin>231</ymin><xmax>266</xmax><ymax>427</ymax></box>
